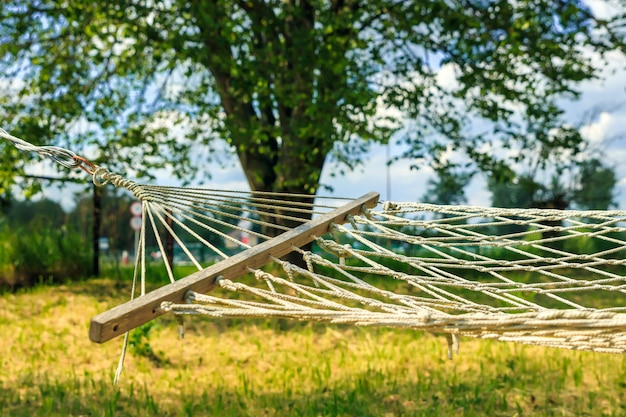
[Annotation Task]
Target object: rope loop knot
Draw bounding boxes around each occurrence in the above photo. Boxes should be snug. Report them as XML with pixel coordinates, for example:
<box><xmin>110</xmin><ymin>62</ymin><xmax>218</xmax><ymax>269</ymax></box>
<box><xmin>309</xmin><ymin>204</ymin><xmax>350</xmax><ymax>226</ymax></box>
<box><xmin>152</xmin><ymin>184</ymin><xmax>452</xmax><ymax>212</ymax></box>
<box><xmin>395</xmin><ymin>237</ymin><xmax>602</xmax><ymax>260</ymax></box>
<box><xmin>91</xmin><ymin>166</ymin><xmax>149</xmax><ymax>200</ymax></box>
<box><xmin>317</xmin><ymin>239</ymin><xmax>353</xmax><ymax>258</ymax></box>
<box><xmin>382</xmin><ymin>201</ymin><xmax>399</xmax><ymax>212</ymax></box>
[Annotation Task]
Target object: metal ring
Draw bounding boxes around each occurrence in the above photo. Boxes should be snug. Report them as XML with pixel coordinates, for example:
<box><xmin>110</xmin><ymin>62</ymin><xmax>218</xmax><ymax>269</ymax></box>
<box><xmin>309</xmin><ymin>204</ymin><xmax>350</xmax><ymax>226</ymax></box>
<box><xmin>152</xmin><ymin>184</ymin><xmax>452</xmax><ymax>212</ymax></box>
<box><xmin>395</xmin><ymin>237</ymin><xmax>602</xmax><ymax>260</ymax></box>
<box><xmin>92</xmin><ymin>167</ymin><xmax>110</xmax><ymax>186</ymax></box>
<box><xmin>73</xmin><ymin>155</ymin><xmax>97</xmax><ymax>175</ymax></box>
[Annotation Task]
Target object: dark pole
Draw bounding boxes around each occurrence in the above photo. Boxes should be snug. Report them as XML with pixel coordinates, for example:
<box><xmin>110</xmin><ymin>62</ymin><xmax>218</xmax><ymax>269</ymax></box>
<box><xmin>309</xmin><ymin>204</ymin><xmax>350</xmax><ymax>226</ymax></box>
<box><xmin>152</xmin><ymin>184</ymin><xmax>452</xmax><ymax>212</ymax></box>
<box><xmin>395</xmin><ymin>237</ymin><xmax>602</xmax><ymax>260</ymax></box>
<box><xmin>93</xmin><ymin>183</ymin><xmax>101</xmax><ymax>277</ymax></box>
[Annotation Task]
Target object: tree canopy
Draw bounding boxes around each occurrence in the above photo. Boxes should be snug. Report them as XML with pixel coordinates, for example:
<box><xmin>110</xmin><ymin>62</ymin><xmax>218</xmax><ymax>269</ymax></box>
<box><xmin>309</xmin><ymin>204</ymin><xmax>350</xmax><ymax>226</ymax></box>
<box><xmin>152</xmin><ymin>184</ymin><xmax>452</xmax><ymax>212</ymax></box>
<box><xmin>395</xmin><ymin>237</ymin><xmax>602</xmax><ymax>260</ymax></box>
<box><xmin>421</xmin><ymin>164</ymin><xmax>472</xmax><ymax>206</ymax></box>
<box><xmin>1</xmin><ymin>1</ymin><xmax>625</xmax><ymax>210</ymax></box>
<box><xmin>489</xmin><ymin>157</ymin><xmax>618</xmax><ymax>210</ymax></box>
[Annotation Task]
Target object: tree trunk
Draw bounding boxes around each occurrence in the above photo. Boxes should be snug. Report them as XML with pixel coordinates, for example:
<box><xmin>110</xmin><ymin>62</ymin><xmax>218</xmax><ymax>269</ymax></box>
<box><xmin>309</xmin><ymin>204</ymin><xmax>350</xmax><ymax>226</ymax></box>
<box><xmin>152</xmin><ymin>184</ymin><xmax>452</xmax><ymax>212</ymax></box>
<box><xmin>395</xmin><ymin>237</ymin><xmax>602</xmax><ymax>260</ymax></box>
<box><xmin>251</xmin><ymin>135</ymin><xmax>328</xmax><ymax>267</ymax></box>
<box><xmin>258</xmin><ymin>192</ymin><xmax>318</xmax><ymax>266</ymax></box>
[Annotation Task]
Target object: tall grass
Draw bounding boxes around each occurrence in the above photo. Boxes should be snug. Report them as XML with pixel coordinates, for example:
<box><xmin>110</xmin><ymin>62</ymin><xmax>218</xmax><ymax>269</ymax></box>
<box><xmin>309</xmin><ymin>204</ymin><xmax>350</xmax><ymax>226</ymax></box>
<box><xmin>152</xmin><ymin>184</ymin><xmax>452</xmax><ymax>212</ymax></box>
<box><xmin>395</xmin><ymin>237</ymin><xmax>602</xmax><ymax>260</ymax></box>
<box><xmin>0</xmin><ymin>219</ymin><xmax>91</xmax><ymax>289</ymax></box>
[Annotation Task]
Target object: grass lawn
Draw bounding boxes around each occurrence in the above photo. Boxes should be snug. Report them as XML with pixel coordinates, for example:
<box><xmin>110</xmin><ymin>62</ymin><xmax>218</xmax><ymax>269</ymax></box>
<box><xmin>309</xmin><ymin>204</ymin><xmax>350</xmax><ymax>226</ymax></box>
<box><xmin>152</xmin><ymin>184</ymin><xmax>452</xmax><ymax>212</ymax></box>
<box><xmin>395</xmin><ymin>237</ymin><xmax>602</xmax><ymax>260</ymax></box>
<box><xmin>0</xmin><ymin>277</ymin><xmax>625</xmax><ymax>416</ymax></box>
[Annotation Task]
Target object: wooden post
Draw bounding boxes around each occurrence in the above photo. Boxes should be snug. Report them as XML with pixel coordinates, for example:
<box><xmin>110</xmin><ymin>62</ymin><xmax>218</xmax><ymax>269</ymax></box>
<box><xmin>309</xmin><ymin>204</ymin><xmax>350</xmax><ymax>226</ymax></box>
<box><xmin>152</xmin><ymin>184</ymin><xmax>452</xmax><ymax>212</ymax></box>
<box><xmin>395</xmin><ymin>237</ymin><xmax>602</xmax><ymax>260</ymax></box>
<box><xmin>89</xmin><ymin>192</ymin><xmax>379</xmax><ymax>343</ymax></box>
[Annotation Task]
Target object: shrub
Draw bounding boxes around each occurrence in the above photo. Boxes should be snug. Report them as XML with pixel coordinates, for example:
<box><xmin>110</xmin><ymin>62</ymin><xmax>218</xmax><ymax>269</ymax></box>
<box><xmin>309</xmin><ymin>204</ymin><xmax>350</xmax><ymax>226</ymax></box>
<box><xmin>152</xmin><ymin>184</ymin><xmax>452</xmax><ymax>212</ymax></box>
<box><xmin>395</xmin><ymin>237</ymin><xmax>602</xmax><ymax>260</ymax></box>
<box><xmin>0</xmin><ymin>219</ymin><xmax>92</xmax><ymax>289</ymax></box>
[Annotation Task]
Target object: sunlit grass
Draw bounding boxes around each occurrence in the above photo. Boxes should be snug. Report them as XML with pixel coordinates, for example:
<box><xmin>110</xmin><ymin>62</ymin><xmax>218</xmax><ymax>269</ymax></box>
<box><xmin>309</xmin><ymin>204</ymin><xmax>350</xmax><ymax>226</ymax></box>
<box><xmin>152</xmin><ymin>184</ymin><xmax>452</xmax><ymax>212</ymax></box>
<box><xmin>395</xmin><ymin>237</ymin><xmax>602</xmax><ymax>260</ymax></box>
<box><xmin>1</xmin><ymin>278</ymin><xmax>625</xmax><ymax>416</ymax></box>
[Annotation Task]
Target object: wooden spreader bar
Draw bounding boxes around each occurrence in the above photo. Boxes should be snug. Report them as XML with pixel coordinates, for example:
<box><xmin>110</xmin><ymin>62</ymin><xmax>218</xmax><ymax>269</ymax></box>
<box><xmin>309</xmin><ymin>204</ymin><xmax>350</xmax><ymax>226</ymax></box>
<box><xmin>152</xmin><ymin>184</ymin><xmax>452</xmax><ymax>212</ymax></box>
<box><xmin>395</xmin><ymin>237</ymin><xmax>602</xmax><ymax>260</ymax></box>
<box><xmin>89</xmin><ymin>192</ymin><xmax>380</xmax><ymax>343</ymax></box>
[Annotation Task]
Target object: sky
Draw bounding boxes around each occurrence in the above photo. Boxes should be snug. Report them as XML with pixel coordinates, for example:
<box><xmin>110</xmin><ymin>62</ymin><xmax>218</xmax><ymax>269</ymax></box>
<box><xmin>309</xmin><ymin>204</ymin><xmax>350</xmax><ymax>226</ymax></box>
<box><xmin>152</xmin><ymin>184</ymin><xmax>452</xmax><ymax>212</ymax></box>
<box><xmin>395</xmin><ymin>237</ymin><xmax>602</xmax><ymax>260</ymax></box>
<box><xmin>18</xmin><ymin>0</ymin><xmax>626</xmax><ymax>211</ymax></box>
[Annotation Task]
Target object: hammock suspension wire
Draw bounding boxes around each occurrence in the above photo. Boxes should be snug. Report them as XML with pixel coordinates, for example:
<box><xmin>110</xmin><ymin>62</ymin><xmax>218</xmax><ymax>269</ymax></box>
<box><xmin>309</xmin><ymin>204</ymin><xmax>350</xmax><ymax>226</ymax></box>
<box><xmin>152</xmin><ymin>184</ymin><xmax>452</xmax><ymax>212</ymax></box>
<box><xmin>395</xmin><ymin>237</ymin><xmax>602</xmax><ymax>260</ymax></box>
<box><xmin>3</xmin><ymin>130</ymin><xmax>626</xmax><ymax>356</ymax></box>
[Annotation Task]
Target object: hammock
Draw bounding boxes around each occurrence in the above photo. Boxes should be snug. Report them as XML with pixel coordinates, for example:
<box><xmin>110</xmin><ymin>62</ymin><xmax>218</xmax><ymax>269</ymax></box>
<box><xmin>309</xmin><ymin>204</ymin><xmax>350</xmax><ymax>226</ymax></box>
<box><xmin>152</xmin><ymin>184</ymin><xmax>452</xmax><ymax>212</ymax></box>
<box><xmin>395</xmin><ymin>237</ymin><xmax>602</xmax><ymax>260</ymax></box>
<box><xmin>3</xmin><ymin>129</ymin><xmax>626</xmax><ymax>358</ymax></box>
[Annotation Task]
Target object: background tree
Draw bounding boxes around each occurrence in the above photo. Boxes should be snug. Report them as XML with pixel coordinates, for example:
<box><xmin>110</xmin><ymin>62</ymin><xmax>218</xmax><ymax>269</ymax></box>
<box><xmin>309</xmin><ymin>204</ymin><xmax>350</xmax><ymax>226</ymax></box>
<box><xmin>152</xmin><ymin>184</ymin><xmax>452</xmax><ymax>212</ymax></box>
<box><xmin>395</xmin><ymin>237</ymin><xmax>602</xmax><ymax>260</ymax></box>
<box><xmin>487</xmin><ymin>104</ymin><xmax>623</xmax><ymax>211</ymax></box>
<box><xmin>489</xmin><ymin>158</ymin><xmax>617</xmax><ymax>210</ymax></box>
<box><xmin>2</xmin><ymin>197</ymin><xmax>67</xmax><ymax>229</ymax></box>
<box><xmin>0</xmin><ymin>196</ymin><xmax>92</xmax><ymax>287</ymax></box>
<box><xmin>71</xmin><ymin>189</ymin><xmax>137</xmax><ymax>254</ymax></box>
<box><xmin>487</xmin><ymin>156</ymin><xmax>617</xmax><ymax>243</ymax></box>
<box><xmin>1</xmin><ymin>0</ymin><xmax>625</xmax><ymax>233</ymax></box>
<box><xmin>421</xmin><ymin>163</ymin><xmax>472</xmax><ymax>207</ymax></box>
<box><xmin>572</xmin><ymin>159</ymin><xmax>618</xmax><ymax>210</ymax></box>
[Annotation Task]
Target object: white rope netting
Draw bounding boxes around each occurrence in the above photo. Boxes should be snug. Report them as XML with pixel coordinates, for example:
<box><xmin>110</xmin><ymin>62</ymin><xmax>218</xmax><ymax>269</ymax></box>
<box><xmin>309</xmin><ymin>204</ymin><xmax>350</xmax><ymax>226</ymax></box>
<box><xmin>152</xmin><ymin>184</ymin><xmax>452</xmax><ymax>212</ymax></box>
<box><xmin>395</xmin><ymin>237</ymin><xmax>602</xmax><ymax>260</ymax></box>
<box><xmin>115</xmin><ymin>179</ymin><xmax>626</xmax><ymax>354</ymax></box>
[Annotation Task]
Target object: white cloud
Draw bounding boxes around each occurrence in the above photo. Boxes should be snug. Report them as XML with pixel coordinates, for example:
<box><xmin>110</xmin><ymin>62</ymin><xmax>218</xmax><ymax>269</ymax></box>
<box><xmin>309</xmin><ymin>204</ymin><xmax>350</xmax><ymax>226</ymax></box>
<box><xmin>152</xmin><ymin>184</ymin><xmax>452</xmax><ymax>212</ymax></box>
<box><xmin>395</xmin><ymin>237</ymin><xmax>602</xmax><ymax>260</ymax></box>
<box><xmin>584</xmin><ymin>0</ymin><xmax>625</xmax><ymax>20</ymax></box>
<box><xmin>579</xmin><ymin>111</ymin><xmax>616</xmax><ymax>143</ymax></box>
<box><xmin>436</xmin><ymin>62</ymin><xmax>460</xmax><ymax>91</ymax></box>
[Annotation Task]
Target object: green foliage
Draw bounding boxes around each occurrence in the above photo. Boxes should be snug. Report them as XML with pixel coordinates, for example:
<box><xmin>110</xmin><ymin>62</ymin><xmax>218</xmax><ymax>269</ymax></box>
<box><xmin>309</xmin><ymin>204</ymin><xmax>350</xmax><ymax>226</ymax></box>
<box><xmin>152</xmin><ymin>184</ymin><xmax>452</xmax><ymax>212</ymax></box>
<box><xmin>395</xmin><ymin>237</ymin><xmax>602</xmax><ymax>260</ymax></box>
<box><xmin>0</xmin><ymin>0</ymin><xmax>624</xmax><ymax>203</ymax></box>
<box><xmin>0</xmin><ymin>218</ymin><xmax>13</xmax><ymax>280</ymax></box>
<box><xmin>489</xmin><ymin>175</ymin><xmax>540</xmax><ymax>209</ymax></box>
<box><xmin>128</xmin><ymin>321</ymin><xmax>168</xmax><ymax>366</ymax></box>
<box><xmin>0</xmin><ymin>218</ymin><xmax>91</xmax><ymax>289</ymax></box>
<box><xmin>572</xmin><ymin>158</ymin><xmax>618</xmax><ymax>210</ymax></box>
<box><xmin>488</xmin><ymin>157</ymin><xmax>617</xmax><ymax>210</ymax></box>
<box><xmin>421</xmin><ymin>164</ymin><xmax>473</xmax><ymax>206</ymax></box>
<box><xmin>3</xmin><ymin>198</ymin><xmax>67</xmax><ymax>228</ymax></box>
